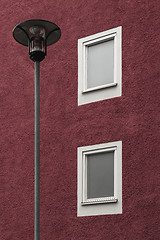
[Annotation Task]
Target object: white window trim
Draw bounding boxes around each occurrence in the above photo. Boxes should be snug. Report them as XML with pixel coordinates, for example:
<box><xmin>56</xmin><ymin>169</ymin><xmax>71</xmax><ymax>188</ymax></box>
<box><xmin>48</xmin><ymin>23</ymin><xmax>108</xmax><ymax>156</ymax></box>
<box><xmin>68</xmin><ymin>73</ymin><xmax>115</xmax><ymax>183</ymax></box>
<box><xmin>77</xmin><ymin>141</ymin><xmax>122</xmax><ymax>217</ymax></box>
<box><xmin>78</xmin><ymin>26</ymin><xmax>122</xmax><ymax>105</ymax></box>
<box><xmin>82</xmin><ymin>147</ymin><xmax>118</xmax><ymax>205</ymax></box>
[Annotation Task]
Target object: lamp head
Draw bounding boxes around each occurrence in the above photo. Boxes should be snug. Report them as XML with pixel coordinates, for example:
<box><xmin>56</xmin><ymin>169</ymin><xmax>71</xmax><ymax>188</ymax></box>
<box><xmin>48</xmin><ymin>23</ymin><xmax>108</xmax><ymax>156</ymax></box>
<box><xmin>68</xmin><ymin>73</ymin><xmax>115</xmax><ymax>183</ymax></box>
<box><xmin>13</xmin><ymin>19</ymin><xmax>61</xmax><ymax>62</ymax></box>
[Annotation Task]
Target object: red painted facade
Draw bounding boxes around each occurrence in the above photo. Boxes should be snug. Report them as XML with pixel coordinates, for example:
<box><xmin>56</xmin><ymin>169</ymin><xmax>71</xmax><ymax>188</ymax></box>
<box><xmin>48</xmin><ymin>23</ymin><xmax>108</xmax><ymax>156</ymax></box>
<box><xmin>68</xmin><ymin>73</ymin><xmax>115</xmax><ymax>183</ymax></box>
<box><xmin>0</xmin><ymin>0</ymin><xmax>160</xmax><ymax>239</ymax></box>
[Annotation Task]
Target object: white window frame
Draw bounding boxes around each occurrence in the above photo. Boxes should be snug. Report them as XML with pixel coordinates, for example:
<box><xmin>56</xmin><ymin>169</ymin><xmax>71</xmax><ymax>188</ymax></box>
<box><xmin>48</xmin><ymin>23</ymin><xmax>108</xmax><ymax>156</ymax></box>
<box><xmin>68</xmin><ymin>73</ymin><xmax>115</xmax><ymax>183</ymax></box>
<box><xmin>82</xmin><ymin>147</ymin><xmax>118</xmax><ymax>205</ymax></box>
<box><xmin>78</xmin><ymin>26</ymin><xmax>122</xmax><ymax>106</ymax></box>
<box><xmin>77</xmin><ymin>141</ymin><xmax>122</xmax><ymax>217</ymax></box>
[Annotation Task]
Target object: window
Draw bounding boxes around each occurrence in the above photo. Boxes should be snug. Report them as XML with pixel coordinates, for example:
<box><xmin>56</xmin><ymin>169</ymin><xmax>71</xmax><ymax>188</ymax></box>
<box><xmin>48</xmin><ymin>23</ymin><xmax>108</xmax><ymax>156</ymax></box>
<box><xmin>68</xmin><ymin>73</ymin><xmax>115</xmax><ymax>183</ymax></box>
<box><xmin>77</xmin><ymin>141</ymin><xmax>122</xmax><ymax>217</ymax></box>
<box><xmin>78</xmin><ymin>26</ymin><xmax>122</xmax><ymax>105</ymax></box>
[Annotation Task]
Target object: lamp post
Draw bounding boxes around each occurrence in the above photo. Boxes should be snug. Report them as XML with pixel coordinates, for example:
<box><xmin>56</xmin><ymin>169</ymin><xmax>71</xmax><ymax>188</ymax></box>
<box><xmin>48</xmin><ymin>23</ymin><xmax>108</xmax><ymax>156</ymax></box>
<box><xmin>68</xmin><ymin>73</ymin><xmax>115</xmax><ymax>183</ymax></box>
<box><xmin>13</xmin><ymin>19</ymin><xmax>61</xmax><ymax>240</ymax></box>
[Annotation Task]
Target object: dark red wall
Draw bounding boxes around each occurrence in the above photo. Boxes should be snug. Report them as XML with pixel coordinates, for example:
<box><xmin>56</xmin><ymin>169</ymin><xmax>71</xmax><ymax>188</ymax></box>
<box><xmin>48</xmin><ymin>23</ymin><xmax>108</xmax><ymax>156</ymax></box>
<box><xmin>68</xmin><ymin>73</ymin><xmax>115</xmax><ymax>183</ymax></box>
<box><xmin>0</xmin><ymin>0</ymin><xmax>160</xmax><ymax>239</ymax></box>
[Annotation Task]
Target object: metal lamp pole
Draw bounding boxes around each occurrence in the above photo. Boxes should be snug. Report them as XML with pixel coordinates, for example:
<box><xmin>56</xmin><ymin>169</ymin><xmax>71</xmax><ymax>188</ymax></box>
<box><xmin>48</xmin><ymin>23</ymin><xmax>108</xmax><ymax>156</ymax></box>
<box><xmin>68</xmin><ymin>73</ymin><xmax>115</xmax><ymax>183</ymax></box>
<box><xmin>35</xmin><ymin>61</ymin><xmax>40</xmax><ymax>240</ymax></box>
<box><xmin>13</xmin><ymin>19</ymin><xmax>61</xmax><ymax>240</ymax></box>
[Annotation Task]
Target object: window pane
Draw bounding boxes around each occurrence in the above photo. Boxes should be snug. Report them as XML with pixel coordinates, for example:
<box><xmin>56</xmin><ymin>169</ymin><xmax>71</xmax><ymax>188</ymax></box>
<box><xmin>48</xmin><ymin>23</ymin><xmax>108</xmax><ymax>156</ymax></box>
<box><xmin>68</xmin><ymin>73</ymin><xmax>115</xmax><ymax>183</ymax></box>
<box><xmin>87</xmin><ymin>151</ymin><xmax>114</xmax><ymax>199</ymax></box>
<box><xmin>87</xmin><ymin>39</ymin><xmax>114</xmax><ymax>89</ymax></box>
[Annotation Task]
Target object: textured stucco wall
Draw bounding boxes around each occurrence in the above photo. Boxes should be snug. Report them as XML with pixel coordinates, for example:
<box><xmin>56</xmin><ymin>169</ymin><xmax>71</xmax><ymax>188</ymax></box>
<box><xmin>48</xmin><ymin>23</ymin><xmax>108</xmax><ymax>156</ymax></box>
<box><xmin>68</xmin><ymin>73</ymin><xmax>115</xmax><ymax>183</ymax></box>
<box><xmin>0</xmin><ymin>0</ymin><xmax>160</xmax><ymax>239</ymax></box>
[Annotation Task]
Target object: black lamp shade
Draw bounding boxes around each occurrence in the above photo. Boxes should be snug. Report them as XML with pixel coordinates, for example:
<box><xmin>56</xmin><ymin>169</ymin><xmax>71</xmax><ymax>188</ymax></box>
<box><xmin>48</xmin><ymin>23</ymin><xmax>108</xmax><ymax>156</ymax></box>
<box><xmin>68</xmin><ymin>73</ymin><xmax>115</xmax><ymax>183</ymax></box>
<box><xmin>13</xmin><ymin>19</ymin><xmax>61</xmax><ymax>46</ymax></box>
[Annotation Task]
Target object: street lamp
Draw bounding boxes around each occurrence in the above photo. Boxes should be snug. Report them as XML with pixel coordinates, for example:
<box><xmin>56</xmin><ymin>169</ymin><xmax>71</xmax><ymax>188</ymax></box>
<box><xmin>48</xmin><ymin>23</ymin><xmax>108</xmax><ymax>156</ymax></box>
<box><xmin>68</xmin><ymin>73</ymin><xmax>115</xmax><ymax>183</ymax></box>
<box><xmin>13</xmin><ymin>19</ymin><xmax>61</xmax><ymax>240</ymax></box>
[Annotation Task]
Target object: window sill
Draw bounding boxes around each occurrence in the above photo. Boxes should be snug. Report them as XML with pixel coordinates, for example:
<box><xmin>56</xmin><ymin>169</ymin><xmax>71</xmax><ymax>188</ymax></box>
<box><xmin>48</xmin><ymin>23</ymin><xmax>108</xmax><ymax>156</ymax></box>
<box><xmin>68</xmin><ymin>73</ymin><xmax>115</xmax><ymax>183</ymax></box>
<box><xmin>82</xmin><ymin>82</ymin><xmax>117</xmax><ymax>94</ymax></box>
<box><xmin>81</xmin><ymin>197</ymin><xmax>118</xmax><ymax>205</ymax></box>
